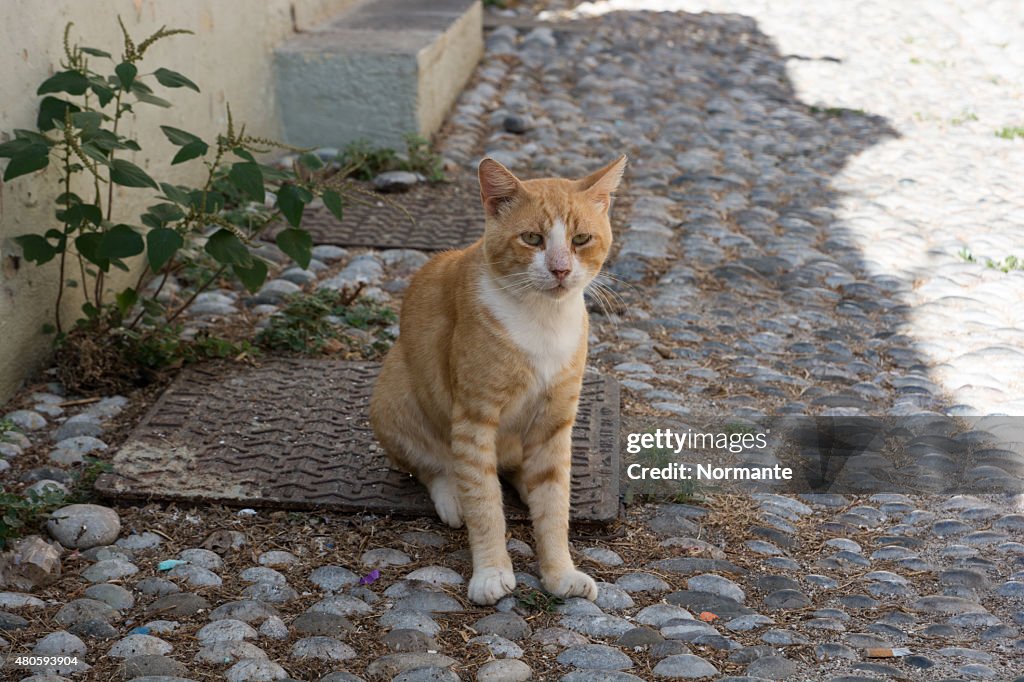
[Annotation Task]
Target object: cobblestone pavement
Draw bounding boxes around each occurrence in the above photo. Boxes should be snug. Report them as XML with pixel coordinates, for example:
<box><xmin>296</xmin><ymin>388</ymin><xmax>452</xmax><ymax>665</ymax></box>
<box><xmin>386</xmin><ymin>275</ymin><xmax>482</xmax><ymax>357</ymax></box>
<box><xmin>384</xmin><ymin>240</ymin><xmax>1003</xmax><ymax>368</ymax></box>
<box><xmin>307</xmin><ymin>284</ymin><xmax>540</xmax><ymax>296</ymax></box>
<box><xmin>3</xmin><ymin>1</ymin><xmax>1024</xmax><ymax>681</ymax></box>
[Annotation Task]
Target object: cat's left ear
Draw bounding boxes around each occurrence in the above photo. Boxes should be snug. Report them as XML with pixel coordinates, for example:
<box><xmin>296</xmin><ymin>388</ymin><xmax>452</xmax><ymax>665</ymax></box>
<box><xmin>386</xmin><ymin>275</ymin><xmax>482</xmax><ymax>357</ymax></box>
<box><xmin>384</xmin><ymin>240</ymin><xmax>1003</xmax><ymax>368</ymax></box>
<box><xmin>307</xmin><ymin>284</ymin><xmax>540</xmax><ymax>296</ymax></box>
<box><xmin>577</xmin><ymin>154</ymin><xmax>627</xmax><ymax>212</ymax></box>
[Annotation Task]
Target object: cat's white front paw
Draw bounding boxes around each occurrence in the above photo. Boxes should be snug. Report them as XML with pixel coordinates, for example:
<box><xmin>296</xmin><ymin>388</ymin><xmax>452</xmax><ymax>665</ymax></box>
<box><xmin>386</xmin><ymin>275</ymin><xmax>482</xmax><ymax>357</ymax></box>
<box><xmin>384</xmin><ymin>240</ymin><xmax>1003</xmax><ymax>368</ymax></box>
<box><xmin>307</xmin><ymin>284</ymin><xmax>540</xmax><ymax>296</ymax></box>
<box><xmin>544</xmin><ymin>569</ymin><xmax>598</xmax><ymax>601</ymax></box>
<box><xmin>468</xmin><ymin>566</ymin><xmax>516</xmax><ymax>605</ymax></box>
<box><xmin>428</xmin><ymin>478</ymin><xmax>463</xmax><ymax>528</ymax></box>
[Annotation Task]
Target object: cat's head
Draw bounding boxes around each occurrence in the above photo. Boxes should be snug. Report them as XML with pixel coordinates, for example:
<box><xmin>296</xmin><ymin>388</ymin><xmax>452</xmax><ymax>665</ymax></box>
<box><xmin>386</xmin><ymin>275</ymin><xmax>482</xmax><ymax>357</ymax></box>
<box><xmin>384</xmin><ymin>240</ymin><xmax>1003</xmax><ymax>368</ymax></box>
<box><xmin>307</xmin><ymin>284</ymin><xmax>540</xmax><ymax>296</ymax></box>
<box><xmin>478</xmin><ymin>155</ymin><xmax>626</xmax><ymax>300</ymax></box>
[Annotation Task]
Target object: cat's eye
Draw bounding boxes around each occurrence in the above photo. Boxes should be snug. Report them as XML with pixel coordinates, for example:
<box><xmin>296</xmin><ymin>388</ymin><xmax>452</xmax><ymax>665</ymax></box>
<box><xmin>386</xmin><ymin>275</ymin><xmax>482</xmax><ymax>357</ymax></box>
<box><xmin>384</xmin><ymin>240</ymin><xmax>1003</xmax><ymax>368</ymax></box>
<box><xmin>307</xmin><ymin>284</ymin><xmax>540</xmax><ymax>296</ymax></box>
<box><xmin>521</xmin><ymin>232</ymin><xmax>544</xmax><ymax>246</ymax></box>
<box><xmin>572</xmin><ymin>233</ymin><xmax>592</xmax><ymax>246</ymax></box>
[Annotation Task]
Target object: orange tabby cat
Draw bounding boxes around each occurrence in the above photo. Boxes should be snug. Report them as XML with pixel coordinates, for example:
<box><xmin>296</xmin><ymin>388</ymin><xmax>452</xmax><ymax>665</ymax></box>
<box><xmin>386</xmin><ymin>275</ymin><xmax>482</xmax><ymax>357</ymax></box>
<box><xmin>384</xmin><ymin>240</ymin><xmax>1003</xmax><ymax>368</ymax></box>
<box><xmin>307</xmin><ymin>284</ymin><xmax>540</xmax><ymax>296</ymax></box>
<box><xmin>370</xmin><ymin>155</ymin><xmax>626</xmax><ymax>605</ymax></box>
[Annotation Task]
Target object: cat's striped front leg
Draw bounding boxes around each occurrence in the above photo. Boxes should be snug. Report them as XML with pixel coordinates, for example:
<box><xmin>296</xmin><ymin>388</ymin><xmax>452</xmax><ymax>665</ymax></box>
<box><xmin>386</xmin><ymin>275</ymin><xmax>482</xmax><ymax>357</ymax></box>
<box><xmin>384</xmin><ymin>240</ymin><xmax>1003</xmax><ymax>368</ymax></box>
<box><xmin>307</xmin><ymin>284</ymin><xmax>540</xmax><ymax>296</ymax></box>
<box><xmin>522</xmin><ymin>411</ymin><xmax>598</xmax><ymax>601</ymax></box>
<box><xmin>451</xmin><ymin>401</ymin><xmax>516</xmax><ymax>605</ymax></box>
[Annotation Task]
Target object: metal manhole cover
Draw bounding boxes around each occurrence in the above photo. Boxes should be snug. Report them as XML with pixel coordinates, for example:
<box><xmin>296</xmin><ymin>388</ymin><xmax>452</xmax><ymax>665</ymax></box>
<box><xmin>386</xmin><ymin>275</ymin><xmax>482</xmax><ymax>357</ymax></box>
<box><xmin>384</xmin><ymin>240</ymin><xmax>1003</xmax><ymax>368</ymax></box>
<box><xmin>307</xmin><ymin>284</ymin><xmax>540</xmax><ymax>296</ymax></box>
<box><xmin>95</xmin><ymin>359</ymin><xmax>621</xmax><ymax>522</ymax></box>
<box><xmin>266</xmin><ymin>180</ymin><xmax>484</xmax><ymax>251</ymax></box>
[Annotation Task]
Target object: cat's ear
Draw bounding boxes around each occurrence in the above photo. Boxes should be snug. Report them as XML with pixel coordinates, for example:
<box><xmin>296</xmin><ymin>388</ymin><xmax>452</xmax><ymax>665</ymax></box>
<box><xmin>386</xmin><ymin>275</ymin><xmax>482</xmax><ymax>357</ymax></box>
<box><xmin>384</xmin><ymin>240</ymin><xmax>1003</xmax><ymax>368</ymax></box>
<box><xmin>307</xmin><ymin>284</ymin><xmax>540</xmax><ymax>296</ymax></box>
<box><xmin>478</xmin><ymin>157</ymin><xmax>525</xmax><ymax>218</ymax></box>
<box><xmin>577</xmin><ymin>154</ymin><xmax>627</xmax><ymax>212</ymax></box>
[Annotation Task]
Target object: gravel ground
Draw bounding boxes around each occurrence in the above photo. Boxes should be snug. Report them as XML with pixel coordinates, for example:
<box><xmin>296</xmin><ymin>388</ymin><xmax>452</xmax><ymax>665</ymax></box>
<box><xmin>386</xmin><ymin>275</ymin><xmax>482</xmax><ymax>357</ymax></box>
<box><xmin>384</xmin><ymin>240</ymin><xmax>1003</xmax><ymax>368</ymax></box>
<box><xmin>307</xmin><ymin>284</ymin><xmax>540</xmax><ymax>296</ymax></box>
<box><xmin>3</xmin><ymin>1</ymin><xmax>1024</xmax><ymax>680</ymax></box>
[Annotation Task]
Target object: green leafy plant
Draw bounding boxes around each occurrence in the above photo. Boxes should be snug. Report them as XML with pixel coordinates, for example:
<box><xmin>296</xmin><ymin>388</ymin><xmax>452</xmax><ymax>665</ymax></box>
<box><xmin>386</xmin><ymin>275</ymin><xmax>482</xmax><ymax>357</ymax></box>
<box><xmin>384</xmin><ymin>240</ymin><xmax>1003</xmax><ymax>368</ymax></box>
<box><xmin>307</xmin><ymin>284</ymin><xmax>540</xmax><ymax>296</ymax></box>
<box><xmin>0</xmin><ymin>20</ymin><xmax>367</xmax><ymax>392</ymax></box>
<box><xmin>256</xmin><ymin>287</ymin><xmax>396</xmax><ymax>358</ymax></box>
<box><xmin>995</xmin><ymin>126</ymin><xmax>1024</xmax><ymax>140</ymax></box>
<box><xmin>958</xmin><ymin>248</ymin><xmax>1024</xmax><ymax>273</ymax></box>
<box><xmin>0</xmin><ymin>20</ymin><xmax>351</xmax><ymax>337</ymax></box>
<box><xmin>950</xmin><ymin>110</ymin><xmax>978</xmax><ymax>126</ymax></box>
<box><xmin>0</xmin><ymin>488</ymin><xmax>67</xmax><ymax>549</ymax></box>
<box><xmin>337</xmin><ymin>133</ymin><xmax>444</xmax><ymax>182</ymax></box>
<box><xmin>512</xmin><ymin>586</ymin><xmax>564</xmax><ymax>613</ymax></box>
<box><xmin>0</xmin><ymin>418</ymin><xmax>18</xmax><ymax>440</ymax></box>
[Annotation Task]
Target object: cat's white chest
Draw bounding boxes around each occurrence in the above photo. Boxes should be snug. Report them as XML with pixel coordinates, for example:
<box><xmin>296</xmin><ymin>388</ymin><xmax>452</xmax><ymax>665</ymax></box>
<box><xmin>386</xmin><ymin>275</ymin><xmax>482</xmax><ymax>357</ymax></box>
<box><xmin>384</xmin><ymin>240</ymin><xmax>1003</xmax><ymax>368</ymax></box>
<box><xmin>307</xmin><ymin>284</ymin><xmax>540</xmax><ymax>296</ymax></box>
<box><xmin>478</xmin><ymin>274</ymin><xmax>584</xmax><ymax>386</ymax></box>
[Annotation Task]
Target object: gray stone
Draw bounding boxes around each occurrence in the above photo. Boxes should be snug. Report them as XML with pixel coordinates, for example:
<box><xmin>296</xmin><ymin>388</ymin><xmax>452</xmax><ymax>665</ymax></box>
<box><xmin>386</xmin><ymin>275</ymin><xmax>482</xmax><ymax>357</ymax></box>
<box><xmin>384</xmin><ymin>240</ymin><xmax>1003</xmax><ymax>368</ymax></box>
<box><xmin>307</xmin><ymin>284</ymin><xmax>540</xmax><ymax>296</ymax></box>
<box><xmin>617</xmin><ymin>572</ymin><xmax>671</xmax><ymax>594</ymax></box>
<box><xmin>53</xmin><ymin>414</ymin><xmax>103</xmax><ymax>441</ymax></box>
<box><xmin>384</xmin><ymin>628</ymin><xmax>437</xmax><ymax>653</ymax></box>
<box><xmin>380</xmin><ymin>610</ymin><xmax>441</xmax><ymax>636</ymax></box>
<box><xmin>365</xmin><ymin>653</ymin><xmax>457</xmax><ymax>679</ymax></box>
<box><xmin>136</xmin><ymin>578</ymin><xmax>180</xmax><ymax>597</ymax></box>
<box><xmin>116</xmin><ymin>532</ymin><xmax>163</xmax><ymax>551</ymax></box>
<box><xmin>582</xmin><ymin>547</ymin><xmax>624</xmax><ymax>565</ymax></box>
<box><xmin>651</xmin><ymin>654</ymin><xmax>719</xmax><ymax>679</ymax></box>
<box><xmin>311</xmin><ymin>594</ymin><xmax>374</xmax><ymax>617</ymax></box>
<box><xmin>208</xmin><ymin>600</ymin><xmax>277</xmax><ymax>622</ymax></box>
<box><xmin>5</xmin><ymin>410</ymin><xmax>46</xmax><ymax>430</ymax></box>
<box><xmin>108</xmin><ymin>634</ymin><xmax>173</xmax><ymax>657</ymax></box>
<box><xmin>595</xmin><ymin>582</ymin><xmax>635</xmax><ymax>611</ymax></box>
<box><xmin>197</xmin><ymin>619</ymin><xmax>258</xmax><ymax>644</ymax></box>
<box><xmin>561</xmin><ymin>614</ymin><xmax>634</xmax><ymax>637</ymax></box>
<box><xmin>253</xmin><ymin>279</ymin><xmax>301</xmax><ymax>305</ymax></box>
<box><xmin>293</xmin><ymin>611</ymin><xmax>354</xmax><ymax>637</ymax></box>
<box><xmin>361</xmin><ymin>547</ymin><xmax>411</xmax><ymax>567</ymax></box>
<box><xmin>474</xmin><ymin>612</ymin><xmax>531</xmax><ymax>640</ymax></box>
<box><xmin>240</xmin><ymin>567</ymin><xmax>286</xmax><ymax>584</ymax></box>
<box><xmin>310</xmin><ymin>565</ymin><xmax>360</xmax><ymax>591</ymax></box>
<box><xmin>636</xmin><ymin>604</ymin><xmax>694</xmax><ymax>627</ymax></box>
<box><xmin>0</xmin><ymin>592</ymin><xmax>46</xmax><ymax>609</ymax></box>
<box><xmin>291</xmin><ymin>636</ymin><xmax>356</xmax><ymax>661</ymax></box>
<box><xmin>242</xmin><ymin>581</ymin><xmax>298</xmax><ymax>603</ymax></box>
<box><xmin>47</xmin><ymin>504</ymin><xmax>121</xmax><ymax>549</ymax></box>
<box><xmin>168</xmin><ymin>563</ymin><xmax>222</xmax><ymax>588</ymax></box>
<box><xmin>687</xmin><ymin>574</ymin><xmax>745</xmax><ymax>603</ymax></box>
<box><xmin>405</xmin><ymin>565</ymin><xmax>464</xmax><ymax>585</ymax></box>
<box><xmin>617</xmin><ymin>626</ymin><xmax>664</xmax><ymax>648</ymax></box>
<box><xmin>145</xmin><ymin>592</ymin><xmax>210</xmax><ymax>618</ymax></box>
<box><xmin>469</xmin><ymin>633</ymin><xmax>524</xmax><ymax>658</ymax></box>
<box><xmin>373</xmin><ymin>171</ymin><xmax>422</xmax><ymax>193</ymax></box>
<box><xmin>84</xmin><ymin>583</ymin><xmax>134</xmax><ymax>610</ymax></box>
<box><xmin>54</xmin><ymin>599</ymin><xmax>119</xmax><ymax>627</ymax></box>
<box><xmin>259</xmin><ymin>616</ymin><xmax>289</xmax><ymax>640</ymax></box>
<box><xmin>121</xmin><ymin>655</ymin><xmax>189</xmax><ymax>678</ymax></box>
<box><xmin>257</xmin><ymin>550</ymin><xmax>297</xmax><ymax>567</ymax></box>
<box><xmin>224</xmin><ymin>658</ymin><xmax>288</xmax><ymax>682</ymax></box>
<box><xmin>557</xmin><ymin>644</ymin><xmax>633</xmax><ymax>670</ymax></box>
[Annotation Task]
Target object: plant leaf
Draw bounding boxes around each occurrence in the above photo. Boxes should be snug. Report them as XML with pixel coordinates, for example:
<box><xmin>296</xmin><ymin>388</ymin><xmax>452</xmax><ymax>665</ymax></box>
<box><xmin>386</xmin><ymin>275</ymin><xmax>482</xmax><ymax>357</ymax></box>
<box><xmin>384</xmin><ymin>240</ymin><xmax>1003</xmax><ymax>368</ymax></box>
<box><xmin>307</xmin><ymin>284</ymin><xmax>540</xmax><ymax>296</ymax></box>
<box><xmin>232</xmin><ymin>258</ymin><xmax>269</xmax><ymax>293</ymax></box>
<box><xmin>115</xmin><ymin>62</ymin><xmax>137</xmax><ymax>90</ymax></box>
<box><xmin>115</xmin><ymin>287</ymin><xmax>138</xmax><ymax>317</ymax></box>
<box><xmin>14</xmin><ymin>235</ymin><xmax>56</xmax><ymax>265</ymax></box>
<box><xmin>227</xmin><ymin>162</ymin><xmax>264</xmax><ymax>202</ymax></box>
<box><xmin>110</xmin><ymin>159</ymin><xmax>159</xmax><ymax>189</ymax></box>
<box><xmin>276</xmin><ymin>228</ymin><xmax>312</xmax><ymax>269</ymax></box>
<box><xmin>37</xmin><ymin>97</ymin><xmax>80</xmax><ymax>132</ymax></box>
<box><xmin>205</xmin><ymin>228</ymin><xmax>253</xmax><ymax>267</ymax></box>
<box><xmin>298</xmin><ymin>152</ymin><xmax>324</xmax><ymax>170</ymax></box>
<box><xmin>160</xmin><ymin>126</ymin><xmax>204</xmax><ymax>146</ymax></box>
<box><xmin>74</xmin><ymin>233</ymin><xmax>110</xmax><ymax>271</ymax></box>
<box><xmin>90</xmin><ymin>82</ymin><xmax>115</xmax><ymax>107</ymax></box>
<box><xmin>275</xmin><ymin>183</ymin><xmax>309</xmax><ymax>227</ymax></box>
<box><xmin>171</xmin><ymin>140</ymin><xmax>208</xmax><ymax>165</ymax></box>
<box><xmin>97</xmin><ymin>224</ymin><xmax>144</xmax><ymax>259</ymax></box>
<box><xmin>322</xmin><ymin>190</ymin><xmax>344</xmax><ymax>222</ymax></box>
<box><xmin>159</xmin><ymin>183</ymin><xmax>191</xmax><ymax>205</ymax></box>
<box><xmin>80</xmin><ymin>47</ymin><xmax>112</xmax><ymax>58</ymax></box>
<box><xmin>153</xmin><ymin>68</ymin><xmax>200</xmax><ymax>92</ymax></box>
<box><xmin>146</xmin><ymin>227</ymin><xmax>184</xmax><ymax>272</ymax></box>
<box><xmin>37</xmin><ymin>70</ymin><xmax>90</xmax><ymax>96</ymax></box>
<box><xmin>3</xmin><ymin>146</ymin><xmax>49</xmax><ymax>181</ymax></box>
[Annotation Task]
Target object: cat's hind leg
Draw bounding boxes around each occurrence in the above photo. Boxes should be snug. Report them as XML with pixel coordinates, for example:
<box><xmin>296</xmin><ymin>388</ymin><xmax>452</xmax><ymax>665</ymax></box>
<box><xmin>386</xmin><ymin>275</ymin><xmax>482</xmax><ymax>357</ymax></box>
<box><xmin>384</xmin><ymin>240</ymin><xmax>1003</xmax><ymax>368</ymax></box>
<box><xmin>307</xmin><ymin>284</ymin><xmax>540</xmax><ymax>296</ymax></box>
<box><xmin>370</xmin><ymin>346</ymin><xmax>463</xmax><ymax>528</ymax></box>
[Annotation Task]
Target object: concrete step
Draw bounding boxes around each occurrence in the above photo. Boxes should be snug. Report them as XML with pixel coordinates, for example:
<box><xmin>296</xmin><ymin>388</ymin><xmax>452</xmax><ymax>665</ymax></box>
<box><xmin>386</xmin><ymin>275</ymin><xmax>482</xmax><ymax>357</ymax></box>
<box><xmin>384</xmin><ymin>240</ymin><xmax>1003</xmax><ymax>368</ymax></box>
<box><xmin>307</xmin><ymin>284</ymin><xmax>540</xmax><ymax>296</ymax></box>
<box><xmin>275</xmin><ymin>0</ymin><xmax>483</xmax><ymax>150</ymax></box>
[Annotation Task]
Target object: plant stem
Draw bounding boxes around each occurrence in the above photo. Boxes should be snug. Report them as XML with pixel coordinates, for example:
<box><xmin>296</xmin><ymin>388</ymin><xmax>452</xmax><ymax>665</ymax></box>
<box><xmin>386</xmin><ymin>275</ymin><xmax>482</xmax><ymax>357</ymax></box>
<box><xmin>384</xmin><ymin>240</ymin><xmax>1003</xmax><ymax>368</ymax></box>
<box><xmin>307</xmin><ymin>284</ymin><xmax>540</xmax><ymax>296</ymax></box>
<box><xmin>54</xmin><ymin>145</ymin><xmax>74</xmax><ymax>335</ymax></box>
<box><xmin>127</xmin><ymin>267</ymin><xmax>168</xmax><ymax>330</ymax></box>
<box><xmin>165</xmin><ymin>264</ymin><xmax>225</xmax><ymax>324</ymax></box>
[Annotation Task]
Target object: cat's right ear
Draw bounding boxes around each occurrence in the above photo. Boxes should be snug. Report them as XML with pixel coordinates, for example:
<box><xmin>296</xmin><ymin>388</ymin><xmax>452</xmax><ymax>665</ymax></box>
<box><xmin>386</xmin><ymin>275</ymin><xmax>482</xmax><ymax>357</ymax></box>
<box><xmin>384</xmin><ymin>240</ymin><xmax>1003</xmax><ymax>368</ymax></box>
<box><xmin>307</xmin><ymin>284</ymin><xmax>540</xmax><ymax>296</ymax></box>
<box><xmin>478</xmin><ymin>157</ymin><xmax>524</xmax><ymax>217</ymax></box>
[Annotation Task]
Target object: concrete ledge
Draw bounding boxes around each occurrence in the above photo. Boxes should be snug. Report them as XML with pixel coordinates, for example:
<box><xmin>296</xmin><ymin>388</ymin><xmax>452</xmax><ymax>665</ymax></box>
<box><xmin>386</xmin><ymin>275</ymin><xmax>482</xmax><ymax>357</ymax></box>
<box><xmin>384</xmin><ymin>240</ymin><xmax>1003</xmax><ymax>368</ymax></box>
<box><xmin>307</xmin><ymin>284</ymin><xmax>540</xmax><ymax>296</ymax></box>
<box><xmin>275</xmin><ymin>0</ymin><xmax>483</xmax><ymax>150</ymax></box>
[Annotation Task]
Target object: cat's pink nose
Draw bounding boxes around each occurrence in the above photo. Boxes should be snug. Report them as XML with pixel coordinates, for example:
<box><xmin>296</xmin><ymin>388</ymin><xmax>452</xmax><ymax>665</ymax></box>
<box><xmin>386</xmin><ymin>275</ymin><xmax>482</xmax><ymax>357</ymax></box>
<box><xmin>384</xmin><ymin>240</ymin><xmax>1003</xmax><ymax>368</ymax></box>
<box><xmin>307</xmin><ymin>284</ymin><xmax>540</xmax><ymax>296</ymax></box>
<box><xmin>550</xmin><ymin>268</ymin><xmax>571</xmax><ymax>282</ymax></box>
